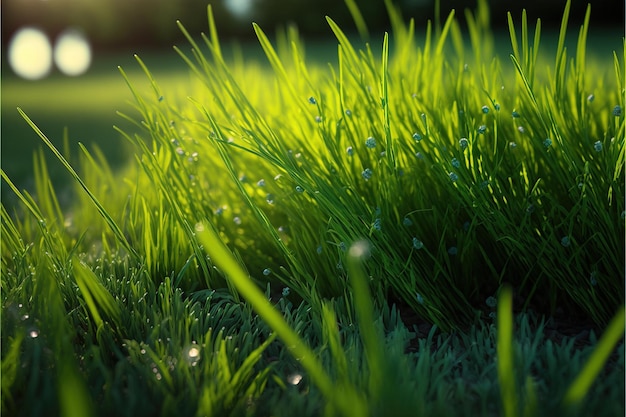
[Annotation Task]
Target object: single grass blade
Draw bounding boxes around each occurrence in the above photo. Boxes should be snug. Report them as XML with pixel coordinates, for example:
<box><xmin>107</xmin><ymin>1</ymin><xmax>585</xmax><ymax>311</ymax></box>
<box><xmin>346</xmin><ymin>240</ymin><xmax>384</xmax><ymax>400</ymax></box>
<box><xmin>497</xmin><ymin>285</ymin><xmax>518</xmax><ymax>417</ymax></box>
<box><xmin>562</xmin><ymin>305</ymin><xmax>625</xmax><ymax>407</ymax></box>
<box><xmin>344</xmin><ymin>0</ymin><xmax>369</xmax><ymax>40</ymax></box>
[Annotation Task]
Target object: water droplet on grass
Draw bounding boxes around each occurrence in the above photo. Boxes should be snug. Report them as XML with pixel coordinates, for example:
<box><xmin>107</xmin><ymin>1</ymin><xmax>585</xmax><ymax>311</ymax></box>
<box><xmin>287</xmin><ymin>373</ymin><xmax>302</xmax><ymax>385</ymax></box>
<box><xmin>612</xmin><ymin>105</ymin><xmax>622</xmax><ymax>116</ymax></box>
<box><xmin>416</xmin><ymin>293</ymin><xmax>424</xmax><ymax>305</ymax></box>
<box><xmin>594</xmin><ymin>141</ymin><xmax>603</xmax><ymax>152</ymax></box>
<box><xmin>186</xmin><ymin>345</ymin><xmax>201</xmax><ymax>366</ymax></box>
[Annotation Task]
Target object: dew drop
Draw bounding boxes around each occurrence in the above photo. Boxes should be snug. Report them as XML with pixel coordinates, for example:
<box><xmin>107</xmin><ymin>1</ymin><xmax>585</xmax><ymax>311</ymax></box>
<box><xmin>287</xmin><ymin>373</ymin><xmax>303</xmax><ymax>385</ymax></box>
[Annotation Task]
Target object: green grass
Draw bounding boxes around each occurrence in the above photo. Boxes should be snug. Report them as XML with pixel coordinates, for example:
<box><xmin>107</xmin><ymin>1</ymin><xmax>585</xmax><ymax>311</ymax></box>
<box><xmin>2</xmin><ymin>0</ymin><xmax>624</xmax><ymax>416</ymax></box>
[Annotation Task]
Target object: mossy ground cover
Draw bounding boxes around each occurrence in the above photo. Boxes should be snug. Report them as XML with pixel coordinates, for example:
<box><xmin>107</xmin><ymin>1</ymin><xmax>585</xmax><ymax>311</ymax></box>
<box><xmin>2</xmin><ymin>1</ymin><xmax>624</xmax><ymax>416</ymax></box>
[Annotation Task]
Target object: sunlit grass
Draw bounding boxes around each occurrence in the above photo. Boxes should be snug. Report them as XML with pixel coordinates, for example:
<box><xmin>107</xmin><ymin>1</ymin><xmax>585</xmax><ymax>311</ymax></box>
<box><xmin>1</xmin><ymin>0</ymin><xmax>624</xmax><ymax>416</ymax></box>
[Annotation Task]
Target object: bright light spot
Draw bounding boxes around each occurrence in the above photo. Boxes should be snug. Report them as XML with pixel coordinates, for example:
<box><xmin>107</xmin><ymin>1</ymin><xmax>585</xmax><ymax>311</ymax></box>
<box><xmin>188</xmin><ymin>346</ymin><xmax>200</xmax><ymax>358</ymax></box>
<box><xmin>224</xmin><ymin>0</ymin><xmax>254</xmax><ymax>18</ymax></box>
<box><xmin>287</xmin><ymin>373</ymin><xmax>303</xmax><ymax>385</ymax></box>
<box><xmin>54</xmin><ymin>28</ymin><xmax>91</xmax><ymax>76</ymax></box>
<box><xmin>186</xmin><ymin>344</ymin><xmax>201</xmax><ymax>366</ymax></box>
<box><xmin>348</xmin><ymin>240</ymin><xmax>371</xmax><ymax>260</ymax></box>
<box><xmin>8</xmin><ymin>27</ymin><xmax>52</xmax><ymax>80</ymax></box>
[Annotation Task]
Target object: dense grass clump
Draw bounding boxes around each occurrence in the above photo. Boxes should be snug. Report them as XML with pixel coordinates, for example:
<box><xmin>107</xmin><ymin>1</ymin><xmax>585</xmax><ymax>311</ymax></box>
<box><xmin>114</xmin><ymin>0</ymin><xmax>623</xmax><ymax>329</ymax></box>
<box><xmin>1</xmin><ymin>0</ymin><xmax>624</xmax><ymax>416</ymax></box>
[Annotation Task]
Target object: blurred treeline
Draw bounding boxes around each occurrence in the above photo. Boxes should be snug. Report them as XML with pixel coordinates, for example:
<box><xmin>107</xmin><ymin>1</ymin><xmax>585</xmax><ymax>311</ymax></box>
<box><xmin>2</xmin><ymin>0</ymin><xmax>624</xmax><ymax>50</ymax></box>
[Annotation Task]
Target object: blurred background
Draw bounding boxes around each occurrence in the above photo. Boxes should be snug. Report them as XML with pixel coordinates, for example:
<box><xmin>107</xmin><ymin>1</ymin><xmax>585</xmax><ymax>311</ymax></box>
<box><xmin>2</xmin><ymin>0</ymin><xmax>624</xmax><ymax>203</ymax></box>
<box><xmin>3</xmin><ymin>0</ymin><xmax>623</xmax><ymax>51</ymax></box>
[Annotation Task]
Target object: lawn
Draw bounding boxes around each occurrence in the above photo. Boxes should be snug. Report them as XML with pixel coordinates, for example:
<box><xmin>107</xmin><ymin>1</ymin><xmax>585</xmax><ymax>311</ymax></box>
<box><xmin>2</xmin><ymin>1</ymin><xmax>624</xmax><ymax>416</ymax></box>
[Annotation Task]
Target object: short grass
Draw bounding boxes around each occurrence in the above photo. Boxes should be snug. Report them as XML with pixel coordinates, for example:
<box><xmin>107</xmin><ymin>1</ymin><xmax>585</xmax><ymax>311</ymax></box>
<box><xmin>2</xmin><ymin>0</ymin><xmax>624</xmax><ymax>416</ymax></box>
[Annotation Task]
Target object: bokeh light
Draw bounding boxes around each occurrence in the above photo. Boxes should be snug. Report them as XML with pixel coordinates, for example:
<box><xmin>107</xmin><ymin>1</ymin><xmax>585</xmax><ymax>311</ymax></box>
<box><xmin>54</xmin><ymin>28</ymin><xmax>92</xmax><ymax>76</ymax></box>
<box><xmin>8</xmin><ymin>27</ymin><xmax>52</xmax><ymax>80</ymax></box>
<box><xmin>223</xmin><ymin>0</ymin><xmax>254</xmax><ymax>19</ymax></box>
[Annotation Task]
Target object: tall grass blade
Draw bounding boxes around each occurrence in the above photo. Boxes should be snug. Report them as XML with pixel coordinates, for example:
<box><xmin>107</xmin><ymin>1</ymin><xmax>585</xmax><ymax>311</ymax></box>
<box><xmin>344</xmin><ymin>0</ymin><xmax>369</xmax><ymax>40</ymax></box>
<box><xmin>562</xmin><ymin>305</ymin><xmax>625</xmax><ymax>407</ymax></box>
<box><xmin>497</xmin><ymin>285</ymin><xmax>518</xmax><ymax>417</ymax></box>
<box><xmin>346</xmin><ymin>240</ymin><xmax>384</xmax><ymax>400</ymax></box>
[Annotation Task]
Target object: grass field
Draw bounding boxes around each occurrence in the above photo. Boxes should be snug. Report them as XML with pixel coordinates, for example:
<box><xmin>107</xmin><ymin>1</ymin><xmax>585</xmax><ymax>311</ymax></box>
<box><xmin>2</xmin><ymin>27</ymin><xmax>621</xmax><ymax>200</ymax></box>
<box><xmin>2</xmin><ymin>1</ymin><xmax>625</xmax><ymax>416</ymax></box>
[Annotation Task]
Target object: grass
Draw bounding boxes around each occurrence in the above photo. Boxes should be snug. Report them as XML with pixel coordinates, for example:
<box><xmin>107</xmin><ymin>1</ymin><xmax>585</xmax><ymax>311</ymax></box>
<box><xmin>1</xmin><ymin>0</ymin><xmax>624</xmax><ymax>416</ymax></box>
